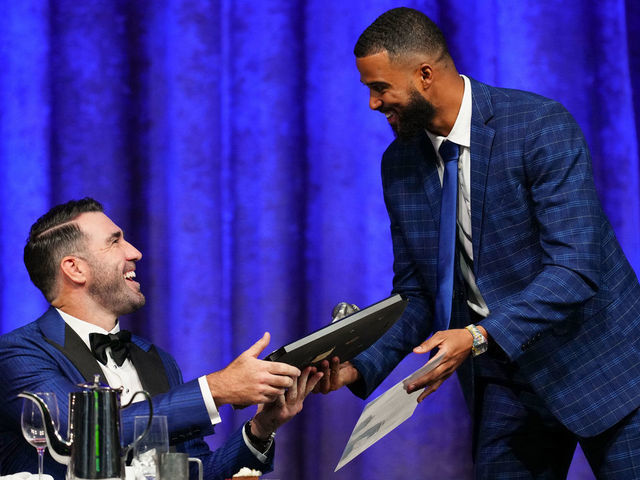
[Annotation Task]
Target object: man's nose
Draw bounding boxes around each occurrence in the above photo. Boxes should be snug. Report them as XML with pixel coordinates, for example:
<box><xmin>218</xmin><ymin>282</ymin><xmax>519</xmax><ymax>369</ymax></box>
<box><xmin>125</xmin><ymin>241</ymin><xmax>142</xmax><ymax>261</ymax></box>
<box><xmin>369</xmin><ymin>93</ymin><xmax>382</xmax><ymax>111</ymax></box>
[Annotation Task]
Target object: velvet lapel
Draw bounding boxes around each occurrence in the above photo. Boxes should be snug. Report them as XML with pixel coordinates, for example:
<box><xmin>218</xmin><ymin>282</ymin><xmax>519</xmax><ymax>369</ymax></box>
<box><xmin>39</xmin><ymin>308</ymin><xmax>104</xmax><ymax>383</ymax></box>
<box><xmin>39</xmin><ymin>307</ymin><xmax>170</xmax><ymax>395</ymax></box>
<box><xmin>128</xmin><ymin>340</ymin><xmax>171</xmax><ymax>396</ymax></box>
<box><xmin>468</xmin><ymin>78</ymin><xmax>496</xmax><ymax>274</ymax></box>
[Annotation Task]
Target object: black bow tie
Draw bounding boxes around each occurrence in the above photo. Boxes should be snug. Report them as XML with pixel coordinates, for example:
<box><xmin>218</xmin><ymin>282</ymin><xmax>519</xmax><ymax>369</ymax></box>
<box><xmin>89</xmin><ymin>330</ymin><xmax>132</xmax><ymax>367</ymax></box>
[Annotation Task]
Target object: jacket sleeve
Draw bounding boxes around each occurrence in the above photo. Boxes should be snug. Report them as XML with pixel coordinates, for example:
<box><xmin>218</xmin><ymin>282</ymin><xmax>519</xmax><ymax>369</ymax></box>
<box><xmin>179</xmin><ymin>426</ymin><xmax>275</xmax><ymax>480</ymax></box>
<box><xmin>119</xmin><ymin>352</ymin><xmax>275</xmax><ymax>479</ymax></box>
<box><xmin>350</xmin><ymin>149</ymin><xmax>434</xmax><ymax>399</ymax></box>
<box><xmin>479</xmin><ymin>101</ymin><xmax>602</xmax><ymax>361</ymax></box>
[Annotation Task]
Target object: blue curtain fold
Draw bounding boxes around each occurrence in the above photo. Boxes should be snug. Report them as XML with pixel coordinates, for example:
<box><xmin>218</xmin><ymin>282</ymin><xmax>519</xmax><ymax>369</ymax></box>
<box><xmin>1</xmin><ymin>1</ymin><xmax>637</xmax><ymax>479</ymax></box>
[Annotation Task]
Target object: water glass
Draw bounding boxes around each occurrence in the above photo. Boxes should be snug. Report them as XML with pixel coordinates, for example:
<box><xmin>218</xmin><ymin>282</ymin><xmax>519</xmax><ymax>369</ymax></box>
<box><xmin>132</xmin><ymin>415</ymin><xmax>168</xmax><ymax>480</ymax></box>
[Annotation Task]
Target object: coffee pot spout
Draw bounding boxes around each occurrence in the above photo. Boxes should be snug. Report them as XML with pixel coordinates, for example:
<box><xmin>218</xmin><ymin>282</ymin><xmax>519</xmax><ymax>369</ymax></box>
<box><xmin>18</xmin><ymin>391</ymin><xmax>72</xmax><ymax>465</ymax></box>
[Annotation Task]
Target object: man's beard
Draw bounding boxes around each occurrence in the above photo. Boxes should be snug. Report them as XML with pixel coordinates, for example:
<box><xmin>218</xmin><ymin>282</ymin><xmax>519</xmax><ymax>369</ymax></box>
<box><xmin>391</xmin><ymin>89</ymin><xmax>437</xmax><ymax>141</ymax></box>
<box><xmin>86</xmin><ymin>256</ymin><xmax>146</xmax><ymax>317</ymax></box>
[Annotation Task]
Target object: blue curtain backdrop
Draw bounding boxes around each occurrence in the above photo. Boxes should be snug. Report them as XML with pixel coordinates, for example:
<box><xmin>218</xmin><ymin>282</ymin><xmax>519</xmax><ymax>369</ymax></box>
<box><xmin>1</xmin><ymin>1</ymin><xmax>638</xmax><ymax>479</ymax></box>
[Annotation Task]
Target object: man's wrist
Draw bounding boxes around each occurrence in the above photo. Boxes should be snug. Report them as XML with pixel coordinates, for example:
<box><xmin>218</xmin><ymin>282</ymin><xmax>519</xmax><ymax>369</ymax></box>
<box><xmin>246</xmin><ymin>419</ymin><xmax>275</xmax><ymax>451</ymax></box>
<box><xmin>465</xmin><ymin>324</ymin><xmax>488</xmax><ymax>357</ymax></box>
<box><xmin>476</xmin><ymin>325</ymin><xmax>488</xmax><ymax>340</ymax></box>
<box><xmin>205</xmin><ymin>371</ymin><xmax>228</xmax><ymax>406</ymax></box>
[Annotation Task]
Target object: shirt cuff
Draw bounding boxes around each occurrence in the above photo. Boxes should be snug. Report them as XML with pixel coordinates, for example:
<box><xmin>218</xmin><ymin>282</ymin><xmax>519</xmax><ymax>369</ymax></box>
<box><xmin>241</xmin><ymin>422</ymin><xmax>272</xmax><ymax>463</ymax></box>
<box><xmin>197</xmin><ymin>375</ymin><xmax>222</xmax><ymax>426</ymax></box>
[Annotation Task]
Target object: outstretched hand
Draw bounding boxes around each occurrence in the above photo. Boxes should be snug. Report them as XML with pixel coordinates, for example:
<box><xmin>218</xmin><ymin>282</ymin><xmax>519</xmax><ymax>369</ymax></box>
<box><xmin>251</xmin><ymin>366</ymin><xmax>324</xmax><ymax>438</ymax></box>
<box><xmin>206</xmin><ymin>332</ymin><xmax>301</xmax><ymax>407</ymax></box>
<box><xmin>405</xmin><ymin>329</ymin><xmax>474</xmax><ymax>402</ymax></box>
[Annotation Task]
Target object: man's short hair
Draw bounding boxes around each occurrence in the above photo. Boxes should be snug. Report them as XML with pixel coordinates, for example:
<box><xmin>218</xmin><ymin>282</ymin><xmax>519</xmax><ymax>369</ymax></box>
<box><xmin>354</xmin><ymin>7</ymin><xmax>450</xmax><ymax>62</ymax></box>
<box><xmin>24</xmin><ymin>197</ymin><xmax>103</xmax><ymax>302</ymax></box>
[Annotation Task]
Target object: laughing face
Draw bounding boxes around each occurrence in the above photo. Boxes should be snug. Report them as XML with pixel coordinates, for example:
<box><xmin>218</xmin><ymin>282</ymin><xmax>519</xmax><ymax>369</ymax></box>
<box><xmin>75</xmin><ymin>212</ymin><xmax>146</xmax><ymax>317</ymax></box>
<box><xmin>356</xmin><ymin>51</ymin><xmax>436</xmax><ymax>140</ymax></box>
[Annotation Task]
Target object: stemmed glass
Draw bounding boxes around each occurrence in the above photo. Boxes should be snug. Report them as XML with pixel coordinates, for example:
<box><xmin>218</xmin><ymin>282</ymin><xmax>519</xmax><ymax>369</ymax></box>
<box><xmin>21</xmin><ymin>392</ymin><xmax>60</xmax><ymax>479</ymax></box>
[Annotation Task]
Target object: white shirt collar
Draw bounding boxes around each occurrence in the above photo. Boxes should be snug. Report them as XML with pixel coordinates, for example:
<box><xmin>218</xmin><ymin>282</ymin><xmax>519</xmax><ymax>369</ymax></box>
<box><xmin>426</xmin><ymin>74</ymin><xmax>472</xmax><ymax>153</ymax></box>
<box><xmin>56</xmin><ymin>308</ymin><xmax>120</xmax><ymax>350</ymax></box>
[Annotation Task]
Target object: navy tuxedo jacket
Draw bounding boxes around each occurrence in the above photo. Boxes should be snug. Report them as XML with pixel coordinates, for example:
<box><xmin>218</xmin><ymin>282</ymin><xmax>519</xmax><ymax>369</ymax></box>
<box><xmin>0</xmin><ymin>308</ymin><xmax>273</xmax><ymax>479</ymax></box>
<box><xmin>351</xmin><ymin>78</ymin><xmax>640</xmax><ymax>437</ymax></box>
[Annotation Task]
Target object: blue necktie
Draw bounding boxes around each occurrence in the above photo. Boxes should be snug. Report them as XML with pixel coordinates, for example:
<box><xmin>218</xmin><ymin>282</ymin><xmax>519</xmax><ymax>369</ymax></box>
<box><xmin>434</xmin><ymin>141</ymin><xmax>459</xmax><ymax>332</ymax></box>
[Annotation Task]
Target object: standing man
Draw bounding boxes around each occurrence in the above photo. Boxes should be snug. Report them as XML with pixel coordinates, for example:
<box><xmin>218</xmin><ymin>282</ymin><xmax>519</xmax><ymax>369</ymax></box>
<box><xmin>317</xmin><ymin>7</ymin><xmax>640</xmax><ymax>478</ymax></box>
<box><xmin>0</xmin><ymin>198</ymin><xmax>322</xmax><ymax>480</ymax></box>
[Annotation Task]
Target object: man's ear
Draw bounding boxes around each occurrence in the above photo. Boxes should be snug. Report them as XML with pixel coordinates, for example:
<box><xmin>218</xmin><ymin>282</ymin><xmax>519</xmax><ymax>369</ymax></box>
<box><xmin>417</xmin><ymin>63</ymin><xmax>434</xmax><ymax>89</ymax></box>
<box><xmin>60</xmin><ymin>256</ymin><xmax>88</xmax><ymax>286</ymax></box>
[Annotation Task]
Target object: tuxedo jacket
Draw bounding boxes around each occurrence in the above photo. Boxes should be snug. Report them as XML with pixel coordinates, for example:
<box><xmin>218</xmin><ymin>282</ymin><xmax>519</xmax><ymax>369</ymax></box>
<box><xmin>351</xmin><ymin>77</ymin><xmax>640</xmax><ymax>437</ymax></box>
<box><xmin>0</xmin><ymin>308</ymin><xmax>274</xmax><ymax>479</ymax></box>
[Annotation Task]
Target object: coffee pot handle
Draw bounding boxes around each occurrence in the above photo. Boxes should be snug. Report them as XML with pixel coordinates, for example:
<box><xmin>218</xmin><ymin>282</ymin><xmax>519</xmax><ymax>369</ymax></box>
<box><xmin>121</xmin><ymin>390</ymin><xmax>153</xmax><ymax>458</ymax></box>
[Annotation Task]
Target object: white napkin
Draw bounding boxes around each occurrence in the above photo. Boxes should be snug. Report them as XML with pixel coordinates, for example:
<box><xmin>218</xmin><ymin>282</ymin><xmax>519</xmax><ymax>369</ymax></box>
<box><xmin>0</xmin><ymin>469</ymin><xmax>135</xmax><ymax>480</ymax></box>
<box><xmin>0</xmin><ymin>474</ymin><xmax>53</xmax><ymax>479</ymax></box>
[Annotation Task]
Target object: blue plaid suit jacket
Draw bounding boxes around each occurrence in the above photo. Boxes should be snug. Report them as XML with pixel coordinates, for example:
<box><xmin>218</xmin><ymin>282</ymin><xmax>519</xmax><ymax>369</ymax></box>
<box><xmin>351</xmin><ymin>78</ymin><xmax>640</xmax><ymax>437</ymax></box>
<box><xmin>0</xmin><ymin>308</ymin><xmax>274</xmax><ymax>479</ymax></box>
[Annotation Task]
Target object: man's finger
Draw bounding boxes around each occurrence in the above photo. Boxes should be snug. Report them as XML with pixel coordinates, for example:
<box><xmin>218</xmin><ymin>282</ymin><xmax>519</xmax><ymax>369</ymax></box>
<box><xmin>261</xmin><ymin>373</ymin><xmax>295</xmax><ymax>389</ymax></box>
<box><xmin>405</xmin><ymin>371</ymin><xmax>436</xmax><ymax>392</ymax></box>
<box><xmin>330</xmin><ymin>356</ymin><xmax>340</xmax><ymax>370</ymax></box>
<box><xmin>295</xmin><ymin>368</ymin><xmax>312</xmax><ymax>398</ymax></box>
<box><xmin>267</xmin><ymin>361</ymin><xmax>301</xmax><ymax>378</ymax></box>
<box><xmin>287</xmin><ymin>371</ymin><xmax>304</xmax><ymax>403</ymax></box>
<box><xmin>306</xmin><ymin>372</ymin><xmax>324</xmax><ymax>395</ymax></box>
<box><xmin>261</xmin><ymin>386</ymin><xmax>287</xmax><ymax>402</ymax></box>
<box><xmin>413</xmin><ymin>334</ymin><xmax>439</xmax><ymax>354</ymax></box>
<box><xmin>314</xmin><ymin>360</ymin><xmax>332</xmax><ymax>394</ymax></box>
<box><xmin>329</xmin><ymin>357</ymin><xmax>341</xmax><ymax>389</ymax></box>
<box><xmin>405</xmin><ymin>362</ymin><xmax>446</xmax><ymax>392</ymax></box>
<box><xmin>417</xmin><ymin>379</ymin><xmax>444</xmax><ymax>403</ymax></box>
<box><xmin>245</xmin><ymin>332</ymin><xmax>271</xmax><ymax>358</ymax></box>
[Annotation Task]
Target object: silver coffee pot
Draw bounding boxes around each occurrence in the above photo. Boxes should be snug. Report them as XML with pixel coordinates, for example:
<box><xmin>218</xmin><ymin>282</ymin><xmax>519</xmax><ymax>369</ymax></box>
<box><xmin>20</xmin><ymin>375</ymin><xmax>153</xmax><ymax>480</ymax></box>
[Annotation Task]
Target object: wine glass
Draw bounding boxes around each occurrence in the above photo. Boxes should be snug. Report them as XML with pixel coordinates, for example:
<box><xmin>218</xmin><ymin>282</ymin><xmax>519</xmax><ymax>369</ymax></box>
<box><xmin>21</xmin><ymin>392</ymin><xmax>60</xmax><ymax>479</ymax></box>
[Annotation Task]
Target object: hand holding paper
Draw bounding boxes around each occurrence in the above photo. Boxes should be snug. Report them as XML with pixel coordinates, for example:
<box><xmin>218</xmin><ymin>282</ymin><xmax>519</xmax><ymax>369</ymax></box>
<box><xmin>335</xmin><ymin>353</ymin><xmax>444</xmax><ymax>471</ymax></box>
<box><xmin>409</xmin><ymin>329</ymin><xmax>476</xmax><ymax>401</ymax></box>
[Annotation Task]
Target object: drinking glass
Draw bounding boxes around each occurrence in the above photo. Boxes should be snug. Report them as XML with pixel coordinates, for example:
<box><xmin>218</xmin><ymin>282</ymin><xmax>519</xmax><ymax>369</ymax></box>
<box><xmin>21</xmin><ymin>392</ymin><xmax>60</xmax><ymax>480</ymax></box>
<box><xmin>132</xmin><ymin>415</ymin><xmax>168</xmax><ymax>480</ymax></box>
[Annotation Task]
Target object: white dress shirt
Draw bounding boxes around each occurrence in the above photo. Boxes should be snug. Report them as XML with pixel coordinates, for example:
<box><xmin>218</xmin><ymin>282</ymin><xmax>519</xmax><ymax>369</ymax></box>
<box><xmin>425</xmin><ymin>75</ymin><xmax>490</xmax><ymax>318</ymax></box>
<box><xmin>55</xmin><ymin>309</ymin><xmax>270</xmax><ymax>461</ymax></box>
<box><xmin>56</xmin><ymin>309</ymin><xmax>221</xmax><ymax>424</ymax></box>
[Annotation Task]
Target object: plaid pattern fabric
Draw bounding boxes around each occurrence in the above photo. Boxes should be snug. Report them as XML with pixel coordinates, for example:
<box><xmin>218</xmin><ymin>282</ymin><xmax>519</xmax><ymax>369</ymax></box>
<box><xmin>0</xmin><ymin>308</ymin><xmax>273</xmax><ymax>479</ymax></box>
<box><xmin>475</xmin><ymin>382</ymin><xmax>577</xmax><ymax>479</ymax></box>
<box><xmin>351</xmin><ymin>78</ymin><xmax>640</xmax><ymax>438</ymax></box>
<box><xmin>476</xmin><ymin>382</ymin><xmax>640</xmax><ymax>479</ymax></box>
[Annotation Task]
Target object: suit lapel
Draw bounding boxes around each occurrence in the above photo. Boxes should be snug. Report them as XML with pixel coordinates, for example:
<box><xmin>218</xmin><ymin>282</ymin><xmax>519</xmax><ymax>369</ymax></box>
<box><xmin>39</xmin><ymin>307</ymin><xmax>170</xmax><ymax>395</ymax></box>
<box><xmin>129</xmin><ymin>339</ymin><xmax>171</xmax><ymax>396</ymax></box>
<box><xmin>415</xmin><ymin>132</ymin><xmax>442</xmax><ymax>227</ymax></box>
<box><xmin>468</xmin><ymin>79</ymin><xmax>496</xmax><ymax>274</ymax></box>
<box><xmin>40</xmin><ymin>309</ymin><xmax>104</xmax><ymax>383</ymax></box>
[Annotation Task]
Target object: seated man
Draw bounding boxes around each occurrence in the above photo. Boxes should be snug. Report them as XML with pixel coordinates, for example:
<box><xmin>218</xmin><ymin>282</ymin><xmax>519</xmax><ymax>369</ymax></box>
<box><xmin>0</xmin><ymin>198</ymin><xmax>321</xmax><ymax>480</ymax></box>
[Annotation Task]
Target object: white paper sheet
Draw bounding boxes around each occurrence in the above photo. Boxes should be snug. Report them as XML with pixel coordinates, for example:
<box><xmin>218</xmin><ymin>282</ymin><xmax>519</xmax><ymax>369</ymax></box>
<box><xmin>335</xmin><ymin>353</ymin><xmax>444</xmax><ymax>471</ymax></box>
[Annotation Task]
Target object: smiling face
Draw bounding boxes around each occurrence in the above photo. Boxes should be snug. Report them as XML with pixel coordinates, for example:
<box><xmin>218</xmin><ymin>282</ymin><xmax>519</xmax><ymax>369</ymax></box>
<box><xmin>356</xmin><ymin>50</ymin><xmax>437</xmax><ymax>140</ymax></box>
<box><xmin>75</xmin><ymin>212</ymin><xmax>145</xmax><ymax>317</ymax></box>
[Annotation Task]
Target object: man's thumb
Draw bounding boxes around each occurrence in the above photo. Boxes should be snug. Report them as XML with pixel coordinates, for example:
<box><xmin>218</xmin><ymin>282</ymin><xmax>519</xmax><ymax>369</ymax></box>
<box><xmin>246</xmin><ymin>332</ymin><xmax>270</xmax><ymax>357</ymax></box>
